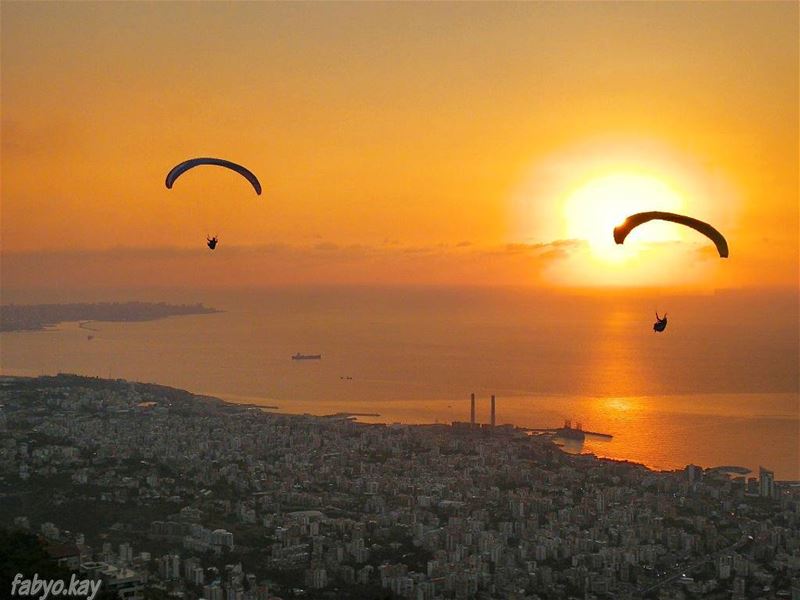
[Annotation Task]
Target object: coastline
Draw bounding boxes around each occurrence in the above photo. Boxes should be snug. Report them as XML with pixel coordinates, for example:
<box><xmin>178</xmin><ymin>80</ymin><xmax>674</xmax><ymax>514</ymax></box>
<box><xmin>0</xmin><ymin>373</ymin><xmax>665</xmax><ymax>477</ymax></box>
<box><xmin>3</xmin><ymin>371</ymin><xmax>795</xmax><ymax>480</ymax></box>
<box><xmin>0</xmin><ymin>301</ymin><xmax>222</xmax><ymax>333</ymax></box>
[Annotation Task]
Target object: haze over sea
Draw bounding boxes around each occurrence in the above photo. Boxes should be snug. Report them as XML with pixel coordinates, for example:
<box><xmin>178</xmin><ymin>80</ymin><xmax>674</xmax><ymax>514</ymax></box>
<box><xmin>1</xmin><ymin>286</ymin><xmax>797</xmax><ymax>479</ymax></box>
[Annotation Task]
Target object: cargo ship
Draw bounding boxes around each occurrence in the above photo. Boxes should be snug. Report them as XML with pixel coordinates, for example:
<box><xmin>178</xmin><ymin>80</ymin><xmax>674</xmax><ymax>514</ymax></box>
<box><xmin>292</xmin><ymin>353</ymin><xmax>321</xmax><ymax>360</ymax></box>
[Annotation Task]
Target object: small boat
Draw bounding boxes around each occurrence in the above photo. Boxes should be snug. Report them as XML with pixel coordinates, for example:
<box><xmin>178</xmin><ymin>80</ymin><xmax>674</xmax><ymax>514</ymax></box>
<box><xmin>292</xmin><ymin>353</ymin><xmax>321</xmax><ymax>361</ymax></box>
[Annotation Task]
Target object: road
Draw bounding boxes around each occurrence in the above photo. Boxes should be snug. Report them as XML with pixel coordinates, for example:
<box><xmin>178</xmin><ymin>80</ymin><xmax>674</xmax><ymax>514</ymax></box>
<box><xmin>638</xmin><ymin>535</ymin><xmax>752</xmax><ymax>596</ymax></box>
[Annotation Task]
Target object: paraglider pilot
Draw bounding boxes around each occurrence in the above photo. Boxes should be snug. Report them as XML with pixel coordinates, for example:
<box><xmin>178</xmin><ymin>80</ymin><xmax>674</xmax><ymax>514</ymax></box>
<box><xmin>207</xmin><ymin>236</ymin><xmax>218</xmax><ymax>250</ymax></box>
<box><xmin>653</xmin><ymin>312</ymin><xmax>667</xmax><ymax>332</ymax></box>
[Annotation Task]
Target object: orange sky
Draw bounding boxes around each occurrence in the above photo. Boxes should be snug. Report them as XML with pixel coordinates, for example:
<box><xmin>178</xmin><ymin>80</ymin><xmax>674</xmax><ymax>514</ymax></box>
<box><xmin>1</xmin><ymin>2</ymin><xmax>797</xmax><ymax>290</ymax></box>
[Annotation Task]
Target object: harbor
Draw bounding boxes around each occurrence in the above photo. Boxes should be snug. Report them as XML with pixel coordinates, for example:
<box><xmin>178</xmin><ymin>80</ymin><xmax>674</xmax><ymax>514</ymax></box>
<box><xmin>531</xmin><ymin>419</ymin><xmax>614</xmax><ymax>440</ymax></box>
<box><xmin>463</xmin><ymin>394</ymin><xmax>613</xmax><ymax>439</ymax></box>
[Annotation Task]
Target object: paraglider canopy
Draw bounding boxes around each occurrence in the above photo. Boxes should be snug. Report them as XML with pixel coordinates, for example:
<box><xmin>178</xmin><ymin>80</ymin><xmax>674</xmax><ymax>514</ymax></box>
<box><xmin>165</xmin><ymin>157</ymin><xmax>262</xmax><ymax>195</ymax></box>
<box><xmin>613</xmin><ymin>211</ymin><xmax>728</xmax><ymax>258</ymax></box>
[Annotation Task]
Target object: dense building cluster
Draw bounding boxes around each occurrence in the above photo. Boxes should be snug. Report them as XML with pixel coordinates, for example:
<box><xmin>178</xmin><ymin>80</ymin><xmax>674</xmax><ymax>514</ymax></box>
<box><xmin>1</xmin><ymin>375</ymin><xmax>798</xmax><ymax>600</ymax></box>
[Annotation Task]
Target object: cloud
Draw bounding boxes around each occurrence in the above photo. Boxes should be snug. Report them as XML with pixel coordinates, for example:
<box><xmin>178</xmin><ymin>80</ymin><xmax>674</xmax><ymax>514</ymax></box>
<box><xmin>313</xmin><ymin>242</ymin><xmax>340</xmax><ymax>251</ymax></box>
<box><xmin>494</xmin><ymin>239</ymin><xmax>586</xmax><ymax>256</ymax></box>
<box><xmin>0</xmin><ymin>239</ymin><xmax>582</xmax><ymax>290</ymax></box>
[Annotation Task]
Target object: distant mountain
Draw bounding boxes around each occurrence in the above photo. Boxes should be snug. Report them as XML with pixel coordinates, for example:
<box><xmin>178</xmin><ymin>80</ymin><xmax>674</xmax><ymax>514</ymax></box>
<box><xmin>0</xmin><ymin>301</ymin><xmax>221</xmax><ymax>332</ymax></box>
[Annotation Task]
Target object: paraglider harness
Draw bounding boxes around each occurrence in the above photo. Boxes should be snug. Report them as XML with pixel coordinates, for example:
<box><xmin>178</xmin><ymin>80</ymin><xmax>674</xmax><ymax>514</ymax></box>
<box><xmin>207</xmin><ymin>236</ymin><xmax>218</xmax><ymax>250</ymax></box>
<box><xmin>653</xmin><ymin>312</ymin><xmax>667</xmax><ymax>332</ymax></box>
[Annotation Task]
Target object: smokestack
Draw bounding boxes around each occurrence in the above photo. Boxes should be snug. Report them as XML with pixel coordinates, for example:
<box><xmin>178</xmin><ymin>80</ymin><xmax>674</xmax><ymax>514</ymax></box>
<box><xmin>490</xmin><ymin>395</ymin><xmax>496</xmax><ymax>427</ymax></box>
<box><xmin>470</xmin><ymin>393</ymin><xmax>476</xmax><ymax>425</ymax></box>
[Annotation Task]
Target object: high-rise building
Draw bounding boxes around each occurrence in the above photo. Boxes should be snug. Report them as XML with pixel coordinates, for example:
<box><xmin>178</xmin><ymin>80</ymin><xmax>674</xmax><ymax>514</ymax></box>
<box><xmin>212</xmin><ymin>528</ymin><xmax>234</xmax><ymax>550</ymax></box>
<box><xmin>490</xmin><ymin>395</ymin><xmax>496</xmax><ymax>427</ymax></box>
<box><xmin>189</xmin><ymin>566</ymin><xmax>204</xmax><ymax>586</ymax></box>
<box><xmin>184</xmin><ymin>557</ymin><xmax>201</xmax><ymax>581</ymax></box>
<box><xmin>759</xmin><ymin>466</ymin><xmax>775</xmax><ymax>499</ymax></box>
<box><xmin>685</xmin><ymin>464</ymin><xmax>703</xmax><ymax>484</ymax></box>
<box><xmin>118</xmin><ymin>543</ymin><xmax>133</xmax><ymax>564</ymax></box>
<box><xmin>718</xmin><ymin>555</ymin><xmax>732</xmax><ymax>579</ymax></box>
<box><xmin>305</xmin><ymin>567</ymin><xmax>327</xmax><ymax>589</ymax></box>
<box><xmin>203</xmin><ymin>583</ymin><xmax>224</xmax><ymax>600</ymax></box>
<box><xmin>158</xmin><ymin>554</ymin><xmax>181</xmax><ymax>580</ymax></box>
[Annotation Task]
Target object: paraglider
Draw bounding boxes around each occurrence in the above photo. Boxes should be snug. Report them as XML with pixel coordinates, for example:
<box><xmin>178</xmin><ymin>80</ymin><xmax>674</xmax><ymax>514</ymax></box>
<box><xmin>165</xmin><ymin>157</ymin><xmax>262</xmax><ymax>249</ymax></box>
<box><xmin>613</xmin><ymin>211</ymin><xmax>729</xmax><ymax>258</ymax></box>
<box><xmin>165</xmin><ymin>157</ymin><xmax>262</xmax><ymax>195</ymax></box>
<box><xmin>612</xmin><ymin>211</ymin><xmax>728</xmax><ymax>333</ymax></box>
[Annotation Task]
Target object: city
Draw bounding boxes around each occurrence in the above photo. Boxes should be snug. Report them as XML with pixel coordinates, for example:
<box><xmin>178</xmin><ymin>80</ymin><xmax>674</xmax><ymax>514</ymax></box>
<box><xmin>2</xmin><ymin>1</ymin><xmax>798</xmax><ymax>599</ymax></box>
<box><xmin>1</xmin><ymin>374</ymin><xmax>797</xmax><ymax>599</ymax></box>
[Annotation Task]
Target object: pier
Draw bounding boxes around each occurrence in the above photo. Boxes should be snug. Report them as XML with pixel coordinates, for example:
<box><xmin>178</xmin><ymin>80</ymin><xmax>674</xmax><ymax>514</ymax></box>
<box><xmin>524</xmin><ymin>420</ymin><xmax>613</xmax><ymax>439</ymax></box>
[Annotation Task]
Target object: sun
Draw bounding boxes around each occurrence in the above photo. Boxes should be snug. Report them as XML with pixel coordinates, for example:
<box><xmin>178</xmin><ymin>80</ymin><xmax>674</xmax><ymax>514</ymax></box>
<box><xmin>563</xmin><ymin>172</ymin><xmax>685</xmax><ymax>263</ymax></box>
<box><xmin>510</xmin><ymin>138</ymin><xmax>737</xmax><ymax>287</ymax></box>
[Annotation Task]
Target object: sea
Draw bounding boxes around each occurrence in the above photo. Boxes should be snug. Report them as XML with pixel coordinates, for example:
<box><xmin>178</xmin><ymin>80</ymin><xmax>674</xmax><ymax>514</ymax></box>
<box><xmin>1</xmin><ymin>286</ymin><xmax>798</xmax><ymax>479</ymax></box>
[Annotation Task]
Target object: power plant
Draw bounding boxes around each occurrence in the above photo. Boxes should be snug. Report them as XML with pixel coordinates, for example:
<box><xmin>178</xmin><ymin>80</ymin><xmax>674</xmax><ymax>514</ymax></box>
<box><xmin>470</xmin><ymin>393</ymin><xmax>476</xmax><ymax>425</ymax></box>
<box><xmin>468</xmin><ymin>393</ymin><xmax>497</xmax><ymax>427</ymax></box>
<box><xmin>459</xmin><ymin>394</ymin><xmax>612</xmax><ymax>439</ymax></box>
